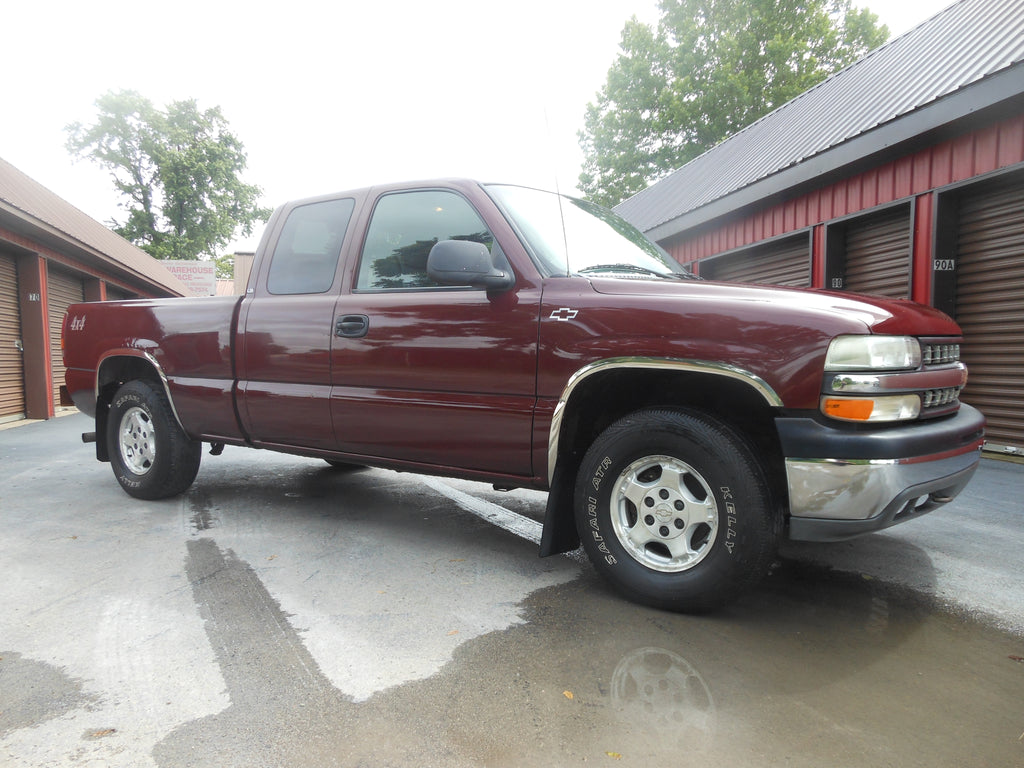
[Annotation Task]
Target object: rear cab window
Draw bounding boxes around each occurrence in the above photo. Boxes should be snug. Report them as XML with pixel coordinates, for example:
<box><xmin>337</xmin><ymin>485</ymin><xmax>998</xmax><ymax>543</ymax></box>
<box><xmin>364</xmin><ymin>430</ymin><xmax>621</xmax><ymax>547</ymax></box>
<box><xmin>267</xmin><ymin>198</ymin><xmax>355</xmax><ymax>294</ymax></box>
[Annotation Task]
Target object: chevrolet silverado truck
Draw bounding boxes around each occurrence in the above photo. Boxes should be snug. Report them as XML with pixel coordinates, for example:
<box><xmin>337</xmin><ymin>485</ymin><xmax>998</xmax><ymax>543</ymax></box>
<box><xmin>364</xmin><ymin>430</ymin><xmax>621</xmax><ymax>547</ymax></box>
<box><xmin>62</xmin><ymin>179</ymin><xmax>985</xmax><ymax>611</ymax></box>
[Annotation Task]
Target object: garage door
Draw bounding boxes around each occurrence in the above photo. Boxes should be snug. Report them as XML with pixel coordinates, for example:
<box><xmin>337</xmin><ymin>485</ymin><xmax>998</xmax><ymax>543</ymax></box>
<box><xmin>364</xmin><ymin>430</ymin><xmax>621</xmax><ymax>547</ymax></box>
<box><xmin>700</xmin><ymin>236</ymin><xmax>810</xmax><ymax>286</ymax></box>
<box><xmin>47</xmin><ymin>265</ymin><xmax>85</xmax><ymax>409</ymax></box>
<box><xmin>843</xmin><ymin>207</ymin><xmax>911</xmax><ymax>298</ymax></box>
<box><xmin>0</xmin><ymin>253</ymin><xmax>25</xmax><ymax>420</ymax></box>
<box><xmin>955</xmin><ymin>175</ymin><xmax>1024</xmax><ymax>454</ymax></box>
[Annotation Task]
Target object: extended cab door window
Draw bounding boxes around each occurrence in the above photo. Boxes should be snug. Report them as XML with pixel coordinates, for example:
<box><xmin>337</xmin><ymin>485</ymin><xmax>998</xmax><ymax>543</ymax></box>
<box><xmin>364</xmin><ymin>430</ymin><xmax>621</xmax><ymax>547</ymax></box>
<box><xmin>237</xmin><ymin>198</ymin><xmax>355</xmax><ymax>449</ymax></box>
<box><xmin>333</xmin><ymin>189</ymin><xmax>539</xmax><ymax>476</ymax></box>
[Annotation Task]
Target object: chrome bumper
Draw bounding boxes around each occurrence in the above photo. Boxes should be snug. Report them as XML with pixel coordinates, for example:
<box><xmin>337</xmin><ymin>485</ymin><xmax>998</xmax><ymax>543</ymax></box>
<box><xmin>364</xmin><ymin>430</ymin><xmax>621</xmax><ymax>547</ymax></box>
<box><xmin>778</xmin><ymin>405</ymin><xmax>985</xmax><ymax>542</ymax></box>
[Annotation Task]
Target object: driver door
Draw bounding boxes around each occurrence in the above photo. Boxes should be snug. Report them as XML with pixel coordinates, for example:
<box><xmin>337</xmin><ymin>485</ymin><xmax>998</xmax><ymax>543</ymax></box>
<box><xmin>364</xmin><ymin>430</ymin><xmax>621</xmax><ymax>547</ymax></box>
<box><xmin>330</xmin><ymin>187</ymin><xmax>540</xmax><ymax>477</ymax></box>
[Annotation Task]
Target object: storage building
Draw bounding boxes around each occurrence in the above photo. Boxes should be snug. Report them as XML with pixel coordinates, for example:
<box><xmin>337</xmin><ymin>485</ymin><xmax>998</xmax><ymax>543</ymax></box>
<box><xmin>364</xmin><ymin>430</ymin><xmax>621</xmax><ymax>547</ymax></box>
<box><xmin>0</xmin><ymin>156</ymin><xmax>187</xmax><ymax>423</ymax></box>
<box><xmin>617</xmin><ymin>0</ymin><xmax>1024</xmax><ymax>455</ymax></box>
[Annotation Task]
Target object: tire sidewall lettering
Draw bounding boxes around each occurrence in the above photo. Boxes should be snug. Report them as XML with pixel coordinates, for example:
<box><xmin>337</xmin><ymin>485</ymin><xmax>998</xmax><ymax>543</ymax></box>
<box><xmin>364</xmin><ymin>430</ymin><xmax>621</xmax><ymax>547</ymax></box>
<box><xmin>114</xmin><ymin>391</ymin><xmax>146</xmax><ymax>413</ymax></box>
<box><xmin>589</xmin><ymin>455</ymin><xmax>613</xmax><ymax>492</ymax></box>
<box><xmin>588</xmin><ymin>455</ymin><xmax>620</xmax><ymax>566</ymax></box>
<box><xmin>585</xmin><ymin>492</ymin><xmax>618</xmax><ymax>566</ymax></box>
<box><xmin>720</xmin><ymin>487</ymin><xmax>737</xmax><ymax>554</ymax></box>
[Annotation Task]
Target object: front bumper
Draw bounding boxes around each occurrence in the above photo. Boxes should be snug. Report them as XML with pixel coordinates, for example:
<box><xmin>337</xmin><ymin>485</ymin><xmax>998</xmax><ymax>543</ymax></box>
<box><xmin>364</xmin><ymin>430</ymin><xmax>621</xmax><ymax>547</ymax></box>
<box><xmin>777</xmin><ymin>404</ymin><xmax>985</xmax><ymax>542</ymax></box>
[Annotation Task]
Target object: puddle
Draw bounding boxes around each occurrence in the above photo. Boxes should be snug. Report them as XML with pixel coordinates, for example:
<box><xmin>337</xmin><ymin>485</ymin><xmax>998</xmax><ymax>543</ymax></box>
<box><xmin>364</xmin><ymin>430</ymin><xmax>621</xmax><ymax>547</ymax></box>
<box><xmin>147</xmin><ymin>557</ymin><xmax>1024</xmax><ymax>767</ymax></box>
<box><xmin>354</xmin><ymin>563</ymin><xmax>1023</xmax><ymax>767</ymax></box>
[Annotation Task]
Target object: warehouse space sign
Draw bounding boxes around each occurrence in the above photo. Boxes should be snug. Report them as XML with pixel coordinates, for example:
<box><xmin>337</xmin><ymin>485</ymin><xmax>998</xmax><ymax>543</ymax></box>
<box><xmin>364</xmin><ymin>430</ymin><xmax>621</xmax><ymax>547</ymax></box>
<box><xmin>163</xmin><ymin>261</ymin><xmax>216</xmax><ymax>296</ymax></box>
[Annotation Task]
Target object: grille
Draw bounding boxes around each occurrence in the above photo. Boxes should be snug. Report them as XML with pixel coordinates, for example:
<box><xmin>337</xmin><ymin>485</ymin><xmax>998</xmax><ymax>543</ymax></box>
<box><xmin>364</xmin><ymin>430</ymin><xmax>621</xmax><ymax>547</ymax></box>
<box><xmin>922</xmin><ymin>387</ymin><xmax>961</xmax><ymax>409</ymax></box>
<box><xmin>922</xmin><ymin>343</ymin><xmax>960</xmax><ymax>366</ymax></box>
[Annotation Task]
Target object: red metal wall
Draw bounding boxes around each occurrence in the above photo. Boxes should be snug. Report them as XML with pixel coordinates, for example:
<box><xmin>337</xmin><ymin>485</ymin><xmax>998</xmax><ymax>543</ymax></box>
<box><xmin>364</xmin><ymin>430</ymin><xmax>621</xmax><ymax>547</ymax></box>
<box><xmin>665</xmin><ymin>115</ymin><xmax>1024</xmax><ymax>279</ymax></box>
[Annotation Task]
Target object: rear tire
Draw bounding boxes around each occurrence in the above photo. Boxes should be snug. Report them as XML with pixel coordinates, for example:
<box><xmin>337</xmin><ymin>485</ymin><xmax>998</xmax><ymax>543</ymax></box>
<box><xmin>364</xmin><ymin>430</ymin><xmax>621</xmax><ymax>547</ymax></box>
<box><xmin>107</xmin><ymin>380</ymin><xmax>201</xmax><ymax>500</ymax></box>
<box><xmin>574</xmin><ymin>408</ymin><xmax>780</xmax><ymax>612</ymax></box>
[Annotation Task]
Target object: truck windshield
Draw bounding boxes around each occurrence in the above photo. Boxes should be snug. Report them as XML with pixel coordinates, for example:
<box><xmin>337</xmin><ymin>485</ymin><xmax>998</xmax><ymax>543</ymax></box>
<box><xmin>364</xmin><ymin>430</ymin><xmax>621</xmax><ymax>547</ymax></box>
<box><xmin>485</xmin><ymin>184</ymin><xmax>694</xmax><ymax>280</ymax></box>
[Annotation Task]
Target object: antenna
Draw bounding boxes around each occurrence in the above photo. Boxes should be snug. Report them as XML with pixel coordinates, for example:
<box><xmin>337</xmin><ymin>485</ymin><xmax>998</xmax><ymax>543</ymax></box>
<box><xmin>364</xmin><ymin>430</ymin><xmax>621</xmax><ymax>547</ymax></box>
<box><xmin>543</xmin><ymin>104</ymin><xmax>572</xmax><ymax>278</ymax></box>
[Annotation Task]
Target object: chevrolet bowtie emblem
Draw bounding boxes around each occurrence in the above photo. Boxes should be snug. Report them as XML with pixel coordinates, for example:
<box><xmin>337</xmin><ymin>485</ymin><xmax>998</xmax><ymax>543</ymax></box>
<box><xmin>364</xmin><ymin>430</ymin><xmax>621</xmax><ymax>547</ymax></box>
<box><xmin>549</xmin><ymin>308</ymin><xmax>579</xmax><ymax>321</ymax></box>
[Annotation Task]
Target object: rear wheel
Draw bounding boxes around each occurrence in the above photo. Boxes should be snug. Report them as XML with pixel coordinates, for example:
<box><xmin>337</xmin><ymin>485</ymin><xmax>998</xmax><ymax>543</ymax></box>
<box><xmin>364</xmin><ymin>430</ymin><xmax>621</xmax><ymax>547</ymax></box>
<box><xmin>107</xmin><ymin>380</ymin><xmax>202</xmax><ymax>500</ymax></box>
<box><xmin>574</xmin><ymin>408</ymin><xmax>780</xmax><ymax>612</ymax></box>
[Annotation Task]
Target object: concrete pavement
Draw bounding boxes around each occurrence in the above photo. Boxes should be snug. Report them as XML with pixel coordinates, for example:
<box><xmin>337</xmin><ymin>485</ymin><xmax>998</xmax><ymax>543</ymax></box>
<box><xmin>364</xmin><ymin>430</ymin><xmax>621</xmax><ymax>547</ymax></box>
<box><xmin>1</xmin><ymin>413</ymin><xmax>1022</xmax><ymax>767</ymax></box>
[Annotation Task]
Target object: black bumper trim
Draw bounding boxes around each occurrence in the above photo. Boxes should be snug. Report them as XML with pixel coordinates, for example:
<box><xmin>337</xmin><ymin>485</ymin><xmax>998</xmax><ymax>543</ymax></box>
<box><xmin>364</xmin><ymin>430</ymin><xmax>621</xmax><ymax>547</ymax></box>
<box><xmin>776</xmin><ymin>404</ymin><xmax>985</xmax><ymax>461</ymax></box>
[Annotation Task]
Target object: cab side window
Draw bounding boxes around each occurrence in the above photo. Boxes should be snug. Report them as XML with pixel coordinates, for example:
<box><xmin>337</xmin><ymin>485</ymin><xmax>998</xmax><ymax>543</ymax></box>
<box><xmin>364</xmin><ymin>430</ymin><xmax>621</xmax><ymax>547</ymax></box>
<box><xmin>267</xmin><ymin>198</ymin><xmax>355</xmax><ymax>295</ymax></box>
<box><xmin>356</xmin><ymin>190</ymin><xmax>493</xmax><ymax>291</ymax></box>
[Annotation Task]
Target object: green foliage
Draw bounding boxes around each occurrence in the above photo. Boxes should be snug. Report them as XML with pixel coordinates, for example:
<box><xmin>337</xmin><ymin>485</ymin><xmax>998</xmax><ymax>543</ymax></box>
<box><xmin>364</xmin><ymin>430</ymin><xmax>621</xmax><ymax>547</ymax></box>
<box><xmin>579</xmin><ymin>0</ymin><xmax>889</xmax><ymax>207</ymax></box>
<box><xmin>66</xmin><ymin>90</ymin><xmax>272</xmax><ymax>260</ymax></box>
<box><xmin>211</xmin><ymin>253</ymin><xmax>235</xmax><ymax>280</ymax></box>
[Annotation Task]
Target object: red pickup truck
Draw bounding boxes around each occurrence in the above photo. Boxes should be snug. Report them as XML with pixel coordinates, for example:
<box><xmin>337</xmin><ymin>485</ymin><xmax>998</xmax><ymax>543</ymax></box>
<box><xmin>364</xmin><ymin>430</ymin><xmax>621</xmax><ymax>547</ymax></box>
<box><xmin>63</xmin><ymin>179</ymin><xmax>985</xmax><ymax>611</ymax></box>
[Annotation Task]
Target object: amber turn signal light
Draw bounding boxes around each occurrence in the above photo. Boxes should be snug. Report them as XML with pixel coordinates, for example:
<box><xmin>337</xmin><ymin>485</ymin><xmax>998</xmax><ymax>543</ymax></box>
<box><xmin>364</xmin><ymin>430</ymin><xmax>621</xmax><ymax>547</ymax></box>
<box><xmin>822</xmin><ymin>397</ymin><xmax>874</xmax><ymax>421</ymax></box>
<box><xmin>821</xmin><ymin>394</ymin><xmax>922</xmax><ymax>423</ymax></box>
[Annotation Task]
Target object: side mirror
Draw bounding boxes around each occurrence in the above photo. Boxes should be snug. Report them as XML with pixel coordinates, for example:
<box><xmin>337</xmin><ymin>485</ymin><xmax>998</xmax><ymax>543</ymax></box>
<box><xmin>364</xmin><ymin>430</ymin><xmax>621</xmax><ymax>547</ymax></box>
<box><xmin>427</xmin><ymin>240</ymin><xmax>515</xmax><ymax>292</ymax></box>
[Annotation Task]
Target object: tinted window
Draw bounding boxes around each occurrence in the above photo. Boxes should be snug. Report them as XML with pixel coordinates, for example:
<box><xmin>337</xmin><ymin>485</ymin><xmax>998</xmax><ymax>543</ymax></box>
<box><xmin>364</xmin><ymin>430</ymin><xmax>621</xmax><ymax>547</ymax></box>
<box><xmin>356</xmin><ymin>190</ymin><xmax>492</xmax><ymax>290</ymax></box>
<box><xmin>267</xmin><ymin>198</ymin><xmax>355</xmax><ymax>294</ymax></box>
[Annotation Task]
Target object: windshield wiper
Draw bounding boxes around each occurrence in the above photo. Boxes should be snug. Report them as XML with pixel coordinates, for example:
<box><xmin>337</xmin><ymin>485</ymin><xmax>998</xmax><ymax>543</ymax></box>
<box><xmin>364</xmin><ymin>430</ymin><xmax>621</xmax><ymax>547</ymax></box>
<box><xmin>578</xmin><ymin>264</ymin><xmax>696</xmax><ymax>280</ymax></box>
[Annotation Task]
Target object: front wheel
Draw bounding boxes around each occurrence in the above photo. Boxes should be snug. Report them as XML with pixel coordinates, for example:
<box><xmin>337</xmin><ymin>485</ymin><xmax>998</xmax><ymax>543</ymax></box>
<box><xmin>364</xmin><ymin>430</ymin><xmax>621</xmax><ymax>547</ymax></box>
<box><xmin>574</xmin><ymin>408</ymin><xmax>780</xmax><ymax>612</ymax></box>
<box><xmin>107</xmin><ymin>380</ymin><xmax>202</xmax><ymax>500</ymax></box>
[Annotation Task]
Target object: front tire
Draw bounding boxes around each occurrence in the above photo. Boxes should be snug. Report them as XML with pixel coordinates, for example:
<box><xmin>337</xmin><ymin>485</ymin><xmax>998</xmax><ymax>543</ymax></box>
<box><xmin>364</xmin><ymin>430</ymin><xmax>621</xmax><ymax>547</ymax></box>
<box><xmin>574</xmin><ymin>408</ymin><xmax>780</xmax><ymax>612</ymax></box>
<box><xmin>107</xmin><ymin>380</ymin><xmax>202</xmax><ymax>500</ymax></box>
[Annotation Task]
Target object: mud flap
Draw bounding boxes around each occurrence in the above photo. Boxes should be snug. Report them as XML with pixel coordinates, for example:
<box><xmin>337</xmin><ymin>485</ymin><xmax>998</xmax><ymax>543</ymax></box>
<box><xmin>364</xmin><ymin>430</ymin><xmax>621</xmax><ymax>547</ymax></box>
<box><xmin>539</xmin><ymin>464</ymin><xmax>580</xmax><ymax>557</ymax></box>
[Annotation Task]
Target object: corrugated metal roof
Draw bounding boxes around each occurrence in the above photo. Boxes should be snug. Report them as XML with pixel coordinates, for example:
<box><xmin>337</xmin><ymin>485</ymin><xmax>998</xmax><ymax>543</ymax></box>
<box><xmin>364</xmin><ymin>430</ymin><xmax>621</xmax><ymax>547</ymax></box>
<box><xmin>616</xmin><ymin>0</ymin><xmax>1024</xmax><ymax>235</ymax></box>
<box><xmin>0</xmin><ymin>156</ymin><xmax>188</xmax><ymax>296</ymax></box>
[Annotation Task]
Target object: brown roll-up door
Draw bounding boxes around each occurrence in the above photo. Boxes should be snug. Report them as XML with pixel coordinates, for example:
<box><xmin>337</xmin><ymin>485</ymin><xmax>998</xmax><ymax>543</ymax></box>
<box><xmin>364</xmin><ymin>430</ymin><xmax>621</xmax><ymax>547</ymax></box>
<box><xmin>700</xmin><ymin>236</ymin><xmax>810</xmax><ymax>286</ymax></box>
<box><xmin>47</xmin><ymin>265</ymin><xmax>85</xmax><ymax>408</ymax></box>
<box><xmin>0</xmin><ymin>253</ymin><xmax>26</xmax><ymax>420</ymax></box>
<box><xmin>955</xmin><ymin>176</ymin><xmax>1024</xmax><ymax>453</ymax></box>
<box><xmin>843</xmin><ymin>208</ymin><xmax>911</xmax><ymax>298</ymax></box>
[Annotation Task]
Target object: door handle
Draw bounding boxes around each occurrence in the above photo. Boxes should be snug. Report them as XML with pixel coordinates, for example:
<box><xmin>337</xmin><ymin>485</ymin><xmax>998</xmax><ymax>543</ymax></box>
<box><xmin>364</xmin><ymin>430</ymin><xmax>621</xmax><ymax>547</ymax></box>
<box><xmin>335</xmin><ymin>315</ymin><xmax>369</xmax><ymax>338</ymax></box>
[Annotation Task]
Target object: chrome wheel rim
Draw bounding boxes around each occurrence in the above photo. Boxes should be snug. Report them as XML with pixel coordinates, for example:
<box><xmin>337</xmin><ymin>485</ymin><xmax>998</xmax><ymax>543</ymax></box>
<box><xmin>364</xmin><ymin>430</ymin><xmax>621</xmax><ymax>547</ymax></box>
<box><xmin>119</xmin><ymin>406</ymin><xmax>156</xmax><ymax>475</ymax></box>
<box><xmin>609</xmin><ymin>455</ymin><xmax>719</xmax><ymax>573</ymax></box>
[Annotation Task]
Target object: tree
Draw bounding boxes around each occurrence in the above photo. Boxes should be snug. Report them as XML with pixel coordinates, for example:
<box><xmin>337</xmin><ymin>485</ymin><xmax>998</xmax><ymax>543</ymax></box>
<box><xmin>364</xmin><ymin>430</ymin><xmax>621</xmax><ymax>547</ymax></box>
<box><xmin>212</xmin><ymin>253</ymin><xmax>235</xmax><ymax>280</ymax></box>
<box><xmin>579</xmin><ymin>0</ymin><xmax>889</xmax><ymax>207</ymax></box>
<box><xmin>66</xmin><ymin>90</ymin><xmax>271</xmax><ymax>260</ymax></box>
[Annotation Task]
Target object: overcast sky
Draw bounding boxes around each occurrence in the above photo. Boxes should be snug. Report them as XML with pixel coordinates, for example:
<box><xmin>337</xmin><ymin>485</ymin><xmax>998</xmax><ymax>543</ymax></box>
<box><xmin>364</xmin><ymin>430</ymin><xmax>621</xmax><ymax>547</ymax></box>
<box><xmin>4</xmin><ymin>0</ymin><xmax>954</xmax><ymax>252</ymax></box>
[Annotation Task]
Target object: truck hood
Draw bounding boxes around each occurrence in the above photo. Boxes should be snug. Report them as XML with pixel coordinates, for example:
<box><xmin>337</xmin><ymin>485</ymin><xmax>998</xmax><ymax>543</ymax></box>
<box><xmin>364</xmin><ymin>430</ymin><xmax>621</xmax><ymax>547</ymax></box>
<box><xmin>586</xmin><ymin>277</ymin><xmax>962</xmax><ymax>336</ymax></box>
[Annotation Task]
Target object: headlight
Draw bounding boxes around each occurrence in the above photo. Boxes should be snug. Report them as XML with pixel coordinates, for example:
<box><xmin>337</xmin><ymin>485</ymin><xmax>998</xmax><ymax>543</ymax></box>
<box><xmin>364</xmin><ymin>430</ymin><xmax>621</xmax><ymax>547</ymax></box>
<box><xmin>824</xmin><ymin>336</ymin><xmax>921</xmax><ymax>371</ymax></box>
<box><xmin>822</xmin><ymin>336</ymin><xmax>924</xmax><ymax>422</ymax></box>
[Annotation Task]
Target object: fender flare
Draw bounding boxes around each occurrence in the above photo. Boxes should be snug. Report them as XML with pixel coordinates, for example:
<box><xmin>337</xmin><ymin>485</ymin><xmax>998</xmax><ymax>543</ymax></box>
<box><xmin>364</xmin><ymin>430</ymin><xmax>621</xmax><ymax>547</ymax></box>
<box><xmin>96</xmin><ymin>349</ymin><xmax>187</xmax><ymax>435</ymax></box>
<box><xmin>546</xmin><ymin>357</ymin><xmax>783</xmax><ymax>484</ymax></box>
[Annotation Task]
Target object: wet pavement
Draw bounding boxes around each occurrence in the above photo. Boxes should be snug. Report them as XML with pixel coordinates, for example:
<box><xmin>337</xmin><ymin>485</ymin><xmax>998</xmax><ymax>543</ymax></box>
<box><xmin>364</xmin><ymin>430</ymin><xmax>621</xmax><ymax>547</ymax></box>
<box><xmin>2</xmin><ymin>414</ymin><xmax>1022</xmax><ymax>767</ymax></box>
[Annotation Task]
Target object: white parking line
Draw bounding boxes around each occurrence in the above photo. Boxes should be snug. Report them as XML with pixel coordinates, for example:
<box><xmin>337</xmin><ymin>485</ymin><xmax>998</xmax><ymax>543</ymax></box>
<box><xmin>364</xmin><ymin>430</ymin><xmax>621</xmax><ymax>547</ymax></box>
<box><xmin>417</xmin><ymin>477</ymin><xmax>543</xmax><ymax>545</ymax></box>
